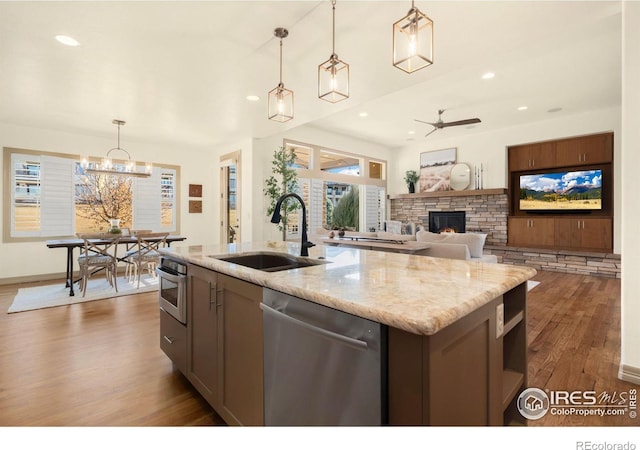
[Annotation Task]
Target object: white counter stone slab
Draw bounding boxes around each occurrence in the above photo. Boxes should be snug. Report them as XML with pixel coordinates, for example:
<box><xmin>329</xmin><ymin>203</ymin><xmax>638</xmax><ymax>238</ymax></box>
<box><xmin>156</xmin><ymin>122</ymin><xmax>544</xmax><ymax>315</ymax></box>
<box><xmin>161</xmin><ymin>241</ymin><xmax>536</xmax><ymax>336</ymax></box>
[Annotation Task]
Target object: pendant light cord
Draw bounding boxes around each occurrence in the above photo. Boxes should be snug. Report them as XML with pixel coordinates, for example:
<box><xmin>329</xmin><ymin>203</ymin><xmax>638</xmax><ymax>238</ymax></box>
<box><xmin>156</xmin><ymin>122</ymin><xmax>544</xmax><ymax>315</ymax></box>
<box><xmin>332</xmin><ymin>0</ymin><xmax>336</xmax><ymax>55</ymax></box>
<box><xmin>279</xmin><ymin>38</ymin><xmax>283</xmax><ymax>85</ymax></box>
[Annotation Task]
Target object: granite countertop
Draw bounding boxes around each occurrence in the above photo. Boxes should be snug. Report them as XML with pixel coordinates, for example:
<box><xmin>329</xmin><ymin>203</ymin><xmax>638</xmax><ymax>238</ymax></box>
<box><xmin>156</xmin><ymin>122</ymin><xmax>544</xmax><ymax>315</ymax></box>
<box><xmin>160</xmin><ymin>241</ymin><xmax>537</xmax><ymax>336</ymax></box>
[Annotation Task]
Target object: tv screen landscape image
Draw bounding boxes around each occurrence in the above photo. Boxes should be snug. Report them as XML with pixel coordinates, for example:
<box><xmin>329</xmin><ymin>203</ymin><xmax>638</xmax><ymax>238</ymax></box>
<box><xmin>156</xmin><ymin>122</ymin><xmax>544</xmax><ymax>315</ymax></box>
<box><xmin>520</xmin><ymin>169</ymin><xmax>603</xmax><ymax>211</ymax></box>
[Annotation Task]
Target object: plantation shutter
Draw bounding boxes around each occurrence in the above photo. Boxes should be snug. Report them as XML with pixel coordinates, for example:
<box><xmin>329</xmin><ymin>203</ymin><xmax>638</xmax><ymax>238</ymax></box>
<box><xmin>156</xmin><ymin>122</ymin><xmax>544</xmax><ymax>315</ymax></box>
<box><xmin>133</xmin><ymin>167</ymin><xmax>162</xmax><ymax>231</ymax></box>
<box><xmin>11</xmin><ymin>153</ymin><xmax>41</xmax><ymax>236</ymax></box>
<box><xmin>11</xmin><ymin>153</ymin><xmax>74</xmax><ymax>237</ymax></box>
<box><xmin>309</xmin><ymin>179</ymin><xmax>324</xmax><ymax>233</ymax></box>
<box><xmin>364</xmin><ymin>185</ymin><xmax>385</xmax><ymax>232</ymax></box>
<box><xmin>40</xmin><ymin>155</ymin><xmax>75</xmax><ymax>236</ymax></box>
<box><xmin>159</xmin><ymin>169</ymin><xmax>177</xmax><ymax>232</ymax></box>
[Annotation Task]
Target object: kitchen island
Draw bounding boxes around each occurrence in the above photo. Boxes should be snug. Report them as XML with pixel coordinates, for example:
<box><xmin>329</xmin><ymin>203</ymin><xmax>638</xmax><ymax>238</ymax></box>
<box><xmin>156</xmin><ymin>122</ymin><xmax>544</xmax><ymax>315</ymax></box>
<box><xmin>159</xmin><ymin>241</ymin><xmax>536</xmax><ymax>426</ymax></box>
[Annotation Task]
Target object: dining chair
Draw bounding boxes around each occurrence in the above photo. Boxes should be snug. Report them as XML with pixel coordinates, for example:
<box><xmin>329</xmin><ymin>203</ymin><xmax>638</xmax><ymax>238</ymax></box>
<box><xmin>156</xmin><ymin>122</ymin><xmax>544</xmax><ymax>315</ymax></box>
<box><xmin>76</xmin><ymin>233</ymin><xmax>120</xmax><ymax>297</ymax></box>
<box><xmin>124</xmin><ymin>232</ymin><xmax>169</xmax><ymax>288</ymax></box>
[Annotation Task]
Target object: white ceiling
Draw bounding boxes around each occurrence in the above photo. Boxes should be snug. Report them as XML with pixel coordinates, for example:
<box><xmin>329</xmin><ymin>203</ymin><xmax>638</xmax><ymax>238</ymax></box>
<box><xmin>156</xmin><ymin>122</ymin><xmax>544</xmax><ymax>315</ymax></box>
<box><xmin>0</xmin><ymin>1</ymin><xmax>622</xmax><ymax>150</ymax></box>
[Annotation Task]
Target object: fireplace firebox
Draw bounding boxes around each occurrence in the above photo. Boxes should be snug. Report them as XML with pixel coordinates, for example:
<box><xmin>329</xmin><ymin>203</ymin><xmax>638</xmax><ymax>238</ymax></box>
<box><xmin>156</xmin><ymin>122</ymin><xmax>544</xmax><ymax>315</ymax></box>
<box><xmin>428</xmin><ymin>211</ymin><xmax>466</xmax><ymax>233</ymax></box>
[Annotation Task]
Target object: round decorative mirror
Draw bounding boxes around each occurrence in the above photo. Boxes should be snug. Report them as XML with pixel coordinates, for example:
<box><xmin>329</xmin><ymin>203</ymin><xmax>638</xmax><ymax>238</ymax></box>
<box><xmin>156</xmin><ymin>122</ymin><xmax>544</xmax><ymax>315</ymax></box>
<box><xmin>449</xmin><ymin>163</ymin><xmax>471</xmax><ymax>191</ymax></box>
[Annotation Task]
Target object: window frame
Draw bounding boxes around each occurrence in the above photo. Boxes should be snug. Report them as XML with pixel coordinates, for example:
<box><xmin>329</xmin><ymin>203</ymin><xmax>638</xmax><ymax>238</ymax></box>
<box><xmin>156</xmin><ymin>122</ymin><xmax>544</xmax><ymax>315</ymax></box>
<box><xmin>283</xmin><ymin>140</ymin><xmax>387</xmax><ymax>234</ymax></box>
<box><xmin>3</xmin><ymin>146</ymin><xmax>181</xmax><ymax>243</ymax></box>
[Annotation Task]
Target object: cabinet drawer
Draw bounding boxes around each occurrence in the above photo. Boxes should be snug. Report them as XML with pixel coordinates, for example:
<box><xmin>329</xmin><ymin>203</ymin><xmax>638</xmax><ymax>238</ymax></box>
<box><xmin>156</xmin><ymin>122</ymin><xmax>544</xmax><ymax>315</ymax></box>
<box><xmin>160</xmin><ymin>308</ymin><xmax>187</xmax><ymax>373</ymax></box>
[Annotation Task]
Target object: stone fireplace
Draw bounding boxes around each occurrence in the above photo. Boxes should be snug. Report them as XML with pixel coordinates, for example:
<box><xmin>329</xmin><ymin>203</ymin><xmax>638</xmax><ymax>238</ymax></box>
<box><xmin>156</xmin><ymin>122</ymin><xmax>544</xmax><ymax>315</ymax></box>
<box><xmin>388</xmin><ymin>189</ymin><xmax>509</xmax><ymax>246</ymax></box>
<box><xmin>428</xmin><ymin>211</ymin><xmax>466</xmax><ymax>233</ymax></box>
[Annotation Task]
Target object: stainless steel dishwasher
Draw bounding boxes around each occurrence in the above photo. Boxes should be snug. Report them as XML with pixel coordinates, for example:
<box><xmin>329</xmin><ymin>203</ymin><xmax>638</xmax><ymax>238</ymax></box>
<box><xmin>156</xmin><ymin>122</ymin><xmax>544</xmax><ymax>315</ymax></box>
<box><xmin>261</xmin><ymin>288</ymin><xmax>386</xmax><ymax>426</ymax></box>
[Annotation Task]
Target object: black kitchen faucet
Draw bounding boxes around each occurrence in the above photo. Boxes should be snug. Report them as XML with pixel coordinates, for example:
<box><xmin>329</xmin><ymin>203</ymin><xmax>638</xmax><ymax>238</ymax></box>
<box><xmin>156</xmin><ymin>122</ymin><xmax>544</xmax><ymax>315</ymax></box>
<box><xmin>270</xmin><ymin>193</ymin><xmax>315</xmax><ymax>257</ymax></box>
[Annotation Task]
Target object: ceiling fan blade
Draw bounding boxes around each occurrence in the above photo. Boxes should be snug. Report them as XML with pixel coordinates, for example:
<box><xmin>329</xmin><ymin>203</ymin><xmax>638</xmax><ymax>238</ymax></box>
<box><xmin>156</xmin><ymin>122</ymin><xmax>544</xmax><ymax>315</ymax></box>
<box><xmin>441</xmin><ymin>118</ymin><xmax>482</xmax><ymax>128</ymax></box>
<box><xmin>414</xmin><ymin>119</ymin><xmax>438</xmax><ymax>126</ymax></box>
<box><xmin>424</xmin><ymin>128</ymin><xmax>438</xmax><ymax>138</ymax></box>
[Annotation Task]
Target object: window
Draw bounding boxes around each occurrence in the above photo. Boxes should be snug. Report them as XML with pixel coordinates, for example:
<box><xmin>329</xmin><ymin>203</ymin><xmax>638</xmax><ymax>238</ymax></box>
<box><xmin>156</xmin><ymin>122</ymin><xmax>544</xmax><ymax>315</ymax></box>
<box><xmin>4</xmin><ymin>147</ymin><xmax>180</xmax><ymax>241</ymax></box>
<box><xmin>283</xmin><ymin>140</ymin><xmax>387</xmax><ymax>236</ymax></box>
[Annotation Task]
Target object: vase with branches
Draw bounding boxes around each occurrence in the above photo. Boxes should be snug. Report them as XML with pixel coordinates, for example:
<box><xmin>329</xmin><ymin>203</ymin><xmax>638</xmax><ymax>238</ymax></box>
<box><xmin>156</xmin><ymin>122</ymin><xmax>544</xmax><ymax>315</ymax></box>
<box><xmin>76</xmin><ymin>173</ymin><xmax>133</xmax><ymax>232</ymax></box>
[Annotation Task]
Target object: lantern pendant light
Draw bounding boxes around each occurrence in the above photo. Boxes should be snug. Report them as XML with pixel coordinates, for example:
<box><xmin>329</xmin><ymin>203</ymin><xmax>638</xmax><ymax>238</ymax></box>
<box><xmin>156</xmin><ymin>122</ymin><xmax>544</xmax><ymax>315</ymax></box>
<box><xmin>268</xmin><ymin>28</ymin><xmax>294</xmax><ymax>122</ymax></box>
<box><xmin>392</xmin><ymin>0</ymin><xmax>434</xmax><ymax>73</ymax></box>
<box><xmin>318</xmin><ymin>0</ymin><xmax>349</xmax><ymax>103</ymax></box>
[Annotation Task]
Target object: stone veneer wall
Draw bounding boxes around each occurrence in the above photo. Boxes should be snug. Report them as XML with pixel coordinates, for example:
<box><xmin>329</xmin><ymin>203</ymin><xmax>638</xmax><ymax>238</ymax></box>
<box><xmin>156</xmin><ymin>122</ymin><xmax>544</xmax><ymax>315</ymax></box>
<box><xmin>389</xmin><ymin>192</ymin><xmax>509</xmax><ymax>246</ymax></box>
<box><xmin>389</xmin><ymin>191</ymin><xmax>621</xmax><ymax>278</ymax></box>
<box><xmin>487</xmin><ymin>246</ymin><xmax>621</xmax><ymax>279</ymax></box>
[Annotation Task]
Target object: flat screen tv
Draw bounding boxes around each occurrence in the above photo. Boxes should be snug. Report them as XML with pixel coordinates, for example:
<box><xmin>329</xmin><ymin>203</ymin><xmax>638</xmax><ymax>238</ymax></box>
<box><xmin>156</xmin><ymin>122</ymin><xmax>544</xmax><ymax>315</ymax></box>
<box><xmin>519</xmin><ymin>169</ymin><xmax>602</xmax><ymax>211</ymax></box>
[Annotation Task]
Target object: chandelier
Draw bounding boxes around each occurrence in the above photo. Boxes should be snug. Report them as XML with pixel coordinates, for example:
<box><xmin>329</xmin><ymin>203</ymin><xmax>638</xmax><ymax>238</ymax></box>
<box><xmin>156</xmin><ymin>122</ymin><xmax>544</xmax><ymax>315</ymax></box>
<box><xmin>392</xmin><ymin>0</ymin><xmax>434</xmax><ymax>73</ymax></box>
<box><xmin>82</xmin><ymin>120</ymin><xmax>152</xmax><ymax>178</ymax></box>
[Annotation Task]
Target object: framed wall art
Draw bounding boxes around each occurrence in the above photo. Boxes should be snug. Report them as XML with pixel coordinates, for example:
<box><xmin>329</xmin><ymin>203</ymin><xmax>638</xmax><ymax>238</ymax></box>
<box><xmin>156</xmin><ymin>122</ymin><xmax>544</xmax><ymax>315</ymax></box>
<box><xmin>189</xmin><ymin>200</ymin><xmax>202</xmax><ymax>214</ymax></box>
<box><xmin>189</xmin><ymin>184</ymin><xmax>203</xmax><ymax>198</ymax></box>
<box><xmin>419</xmin><ymin>147</ymin><xmax>457</xmax><ymax>192</ymax></box>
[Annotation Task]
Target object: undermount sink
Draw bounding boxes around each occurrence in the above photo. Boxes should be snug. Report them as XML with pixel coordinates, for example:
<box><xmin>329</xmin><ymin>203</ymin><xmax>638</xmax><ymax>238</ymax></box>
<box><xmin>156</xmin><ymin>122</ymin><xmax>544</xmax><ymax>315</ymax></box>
<box><xmin>211</xmin><ymin>252</ymin><xmax>330</xmax><ymax>272</ymax></box>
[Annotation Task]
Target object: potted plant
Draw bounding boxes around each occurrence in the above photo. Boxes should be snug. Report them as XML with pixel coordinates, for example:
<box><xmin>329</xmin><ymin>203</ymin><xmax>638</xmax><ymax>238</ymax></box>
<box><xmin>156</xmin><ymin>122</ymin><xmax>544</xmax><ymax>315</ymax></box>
<box><xmin>404</xmin><ymin>170</ymin><xmax>419</xmax><ymax>193</ymax></box>
<box><xmin>263</xmin><ymin>146</ymin><xmax>299</xmax><ymax>241</ymax></box>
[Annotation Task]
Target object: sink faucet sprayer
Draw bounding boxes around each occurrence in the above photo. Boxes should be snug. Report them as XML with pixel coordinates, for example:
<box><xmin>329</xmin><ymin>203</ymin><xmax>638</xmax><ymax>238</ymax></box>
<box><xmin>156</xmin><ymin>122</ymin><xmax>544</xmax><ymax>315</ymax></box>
<box><xmin>270</xmin><ymin>193</ymin><xmax>315</xmax><ymax>257</ymax></box>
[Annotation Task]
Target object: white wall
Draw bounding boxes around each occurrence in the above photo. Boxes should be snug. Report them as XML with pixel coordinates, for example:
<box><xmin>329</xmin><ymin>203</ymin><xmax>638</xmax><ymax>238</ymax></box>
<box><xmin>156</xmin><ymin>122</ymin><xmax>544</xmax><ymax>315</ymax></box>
<box><xmin>620</xmin><ymin>1</ymin><xmax>640</xmax><ymax>383</ymax></box>
<box><xmin>391</xmin><ymin>106</ymin><xmax>622</xmax><ymax>253</ymax></box>
<box><xmin>0</xmin><ymin>122</ymin><xmax>218</xmax><ymax>280</ymax></box>
<box><xmin>250</xmin><ymin>125</ymin><xmax>392</xmax><ymax>243</ymax></box>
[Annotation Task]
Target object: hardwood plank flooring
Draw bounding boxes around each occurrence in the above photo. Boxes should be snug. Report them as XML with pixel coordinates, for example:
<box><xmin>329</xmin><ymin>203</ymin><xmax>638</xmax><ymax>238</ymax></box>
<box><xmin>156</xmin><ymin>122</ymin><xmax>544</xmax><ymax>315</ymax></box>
<box><xmin>0</xmin><ymin>279</ymin><xmax>224</xmax><ymax>426</ymax></box>
<box><xmin>0</xmin><ymin>271</ymin><xmax>634</xmax><ymax>427</ymax></box>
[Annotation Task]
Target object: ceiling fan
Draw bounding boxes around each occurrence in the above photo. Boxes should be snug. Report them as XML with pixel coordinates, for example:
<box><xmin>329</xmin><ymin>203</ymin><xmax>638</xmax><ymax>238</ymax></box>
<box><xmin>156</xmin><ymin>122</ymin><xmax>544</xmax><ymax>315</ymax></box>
<box><xmin>415</xmin><ymin>109</ymin><xmax>481</xmax><ymax>137</ymax></box>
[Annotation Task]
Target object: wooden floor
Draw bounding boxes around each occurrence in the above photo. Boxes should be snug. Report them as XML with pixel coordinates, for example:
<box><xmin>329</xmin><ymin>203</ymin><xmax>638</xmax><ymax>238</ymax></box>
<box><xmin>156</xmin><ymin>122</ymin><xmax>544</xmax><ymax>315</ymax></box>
<box><xmin>0</xmin><ymin>270</ymin><xmax>634</xmax><ymax>426</ymax></box>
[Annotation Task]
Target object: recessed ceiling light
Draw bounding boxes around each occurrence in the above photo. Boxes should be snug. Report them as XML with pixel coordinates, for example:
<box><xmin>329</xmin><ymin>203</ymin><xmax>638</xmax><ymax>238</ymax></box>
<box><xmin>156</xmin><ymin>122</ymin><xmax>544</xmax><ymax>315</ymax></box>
<box><xmin>408</xmin><ymin>130</ymin><xmax>415</xmax><ymax>135</ymax></box>
<box><xmin>481</xmin><ymin>72</ymin><xmax>495</xmax><ymax>80</ymax></box>
<box><xmin>517</xmin><ymin>106</ymin><xmax>528</xmax><ymax>111</ymax></box>
<box><xmin>246</xmin><ymin>95</ymin><xmax>260</xmax><ymax>102</ymax></box>
<box><xmin>359</xmin><ymin>112</ymin><xmax>368</xmax><ymax>118</ymax></box>
<box><xmin>55</xmin><ymin>35</ymin><xmax>79</xmax><ymax>46</ymax></box>
<box><xmin>547</xmin><ymin>107</ymin><xmax>563</xmax><ymax>113</ymax></box>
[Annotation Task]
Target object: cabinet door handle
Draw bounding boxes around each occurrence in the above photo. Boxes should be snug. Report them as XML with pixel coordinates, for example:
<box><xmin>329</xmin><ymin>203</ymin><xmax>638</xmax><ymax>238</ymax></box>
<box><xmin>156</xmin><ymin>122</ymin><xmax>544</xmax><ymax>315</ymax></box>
<box><xmin>163</xmin><ymin>335</ymin><xmax>174</xmax><ymax>344</ymax></box>
<box><xmin>209</xmin><ymin>282</ymin><xmax>223</xmax><ymax>310</ymax></box>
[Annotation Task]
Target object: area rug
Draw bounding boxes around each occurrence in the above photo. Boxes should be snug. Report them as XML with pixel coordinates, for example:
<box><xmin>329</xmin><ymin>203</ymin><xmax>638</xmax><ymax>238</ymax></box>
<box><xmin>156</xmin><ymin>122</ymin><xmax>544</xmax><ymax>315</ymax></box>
<box><xmin>8</xmin><ymin>274</ymin><xmax>159</xmax><ymax>313</ymax></box>
<box><xmin>527</xmin><ymin>280</ymin><xmax>541</xmax><ymax>291</ymax></box>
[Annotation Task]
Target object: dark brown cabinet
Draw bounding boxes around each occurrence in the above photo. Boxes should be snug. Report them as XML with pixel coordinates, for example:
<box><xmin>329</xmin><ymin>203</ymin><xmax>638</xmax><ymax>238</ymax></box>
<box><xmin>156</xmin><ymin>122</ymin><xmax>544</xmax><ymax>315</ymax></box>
<box><xmin>507</xmin><ymin>217</ymin><xmax>555</xmax><ymax>247</ymax></box>
<box><xmin>509</xmin><ymin>216</ymin><xmax>613</xmax><ymax>251</ymax></box>
<box><xmin>509</xmin><ymin>132</ymin><xmax>613</xmax><ymax>171</ymax></box>
<box><xmin>555</xmin><ymin>133</ymin><xmax>613</xmax><ymax>167</ymax></box>
<box><xmin>508</xmin><ymin>141</ymin><xmax>556</xmax><ymax>171</ymax></box>
<box><xmin>555</xmin><ymin>217</ymin><xmax>613</xmax><ymax>251</ymax></box>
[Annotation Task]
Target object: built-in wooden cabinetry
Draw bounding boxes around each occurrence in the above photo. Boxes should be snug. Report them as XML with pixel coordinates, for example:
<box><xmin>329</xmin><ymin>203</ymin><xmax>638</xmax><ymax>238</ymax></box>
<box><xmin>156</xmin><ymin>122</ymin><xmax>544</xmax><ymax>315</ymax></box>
<box><xmin>161</xmin><ymin>262</ymin><xmax>529</xmax><ymax>426</ymax></box>
<box><xmin>509</xmin><ymin>133</ymin><xmax>613</xmax><ymax>171</ymax></box>
<box><xmin>508</xmin><ymin>132</ymin><xmax>614</xmax><ymax>252</ymax></box>
<box><xmin>159</xmin><ymin>264</ymin><xmax>264</xmax><ymax>426</ymax></box>
<box><xmin>508</xmin><ymin>141</ymin><xmax>556</xmax><ymax>171</ymax></box>
<box><xmin>507</xmin><ymin>217</ymin><xmax>555</xmax><ymax>248</ymax></box>
<box><xmin>388</xmin><ymin>284</ymin><xmax>528</xmax><ymax>426</ymax></box>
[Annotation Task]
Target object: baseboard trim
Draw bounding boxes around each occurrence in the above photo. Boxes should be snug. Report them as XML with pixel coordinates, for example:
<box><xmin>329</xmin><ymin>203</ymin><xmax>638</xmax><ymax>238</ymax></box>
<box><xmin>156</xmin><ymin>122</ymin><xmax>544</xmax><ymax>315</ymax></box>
<box><xmin>0</xmin><ymin>272</ymin><xmax>67</xmax><ymax>286</ymax></box>
<box><xmin>618</xmin><ymin>364</ymin><xmax>640</xmax><ymax>385</ymax></box>
<box><xmin>0</xmin><ymin>267</ymin><xmax>131</xmax><ymax>286</ymax></box>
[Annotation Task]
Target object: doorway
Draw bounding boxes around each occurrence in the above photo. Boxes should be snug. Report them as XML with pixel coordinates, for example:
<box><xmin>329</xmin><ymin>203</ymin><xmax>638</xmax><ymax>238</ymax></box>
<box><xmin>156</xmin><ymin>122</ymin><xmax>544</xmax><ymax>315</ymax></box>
<box><xmin>220</xmin><ymin>151</ymin><xmax>241</xmax><ymax>244</ymax></box>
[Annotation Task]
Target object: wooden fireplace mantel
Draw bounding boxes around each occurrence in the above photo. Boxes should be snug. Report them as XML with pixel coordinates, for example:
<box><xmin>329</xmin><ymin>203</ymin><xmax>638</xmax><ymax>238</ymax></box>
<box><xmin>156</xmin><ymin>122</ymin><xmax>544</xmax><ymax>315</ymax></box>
<box><xmin>389</xmin><ymin>188</ymin><xmax>507</xmax><ymax>200</ymax></box>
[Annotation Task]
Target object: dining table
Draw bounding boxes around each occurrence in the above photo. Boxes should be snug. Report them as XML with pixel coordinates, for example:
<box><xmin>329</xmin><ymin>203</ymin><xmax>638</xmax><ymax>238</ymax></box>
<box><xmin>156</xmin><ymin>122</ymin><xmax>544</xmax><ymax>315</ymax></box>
<box><xmin>46</xmin><ymin>235</ymin><xmax>187</xmax><ymax>297</ymax></box>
